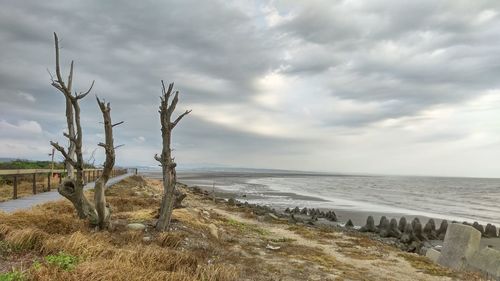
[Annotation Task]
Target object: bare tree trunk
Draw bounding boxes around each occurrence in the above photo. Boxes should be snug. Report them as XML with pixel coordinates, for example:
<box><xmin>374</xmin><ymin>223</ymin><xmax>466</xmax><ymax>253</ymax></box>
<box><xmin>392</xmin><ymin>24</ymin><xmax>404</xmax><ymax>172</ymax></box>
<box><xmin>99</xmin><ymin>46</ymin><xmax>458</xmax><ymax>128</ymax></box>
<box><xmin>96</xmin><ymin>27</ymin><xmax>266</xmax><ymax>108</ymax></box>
<box><xmin>65</xmin><ymin>99</ymin><xmax>76</xmax><ymax>179</ymax></box>
<box><xmin>94</xmin><ymin>97</ymin><xmax>119</xmax><ymax>229</ymax></box>
<box><xmin>155</xmin><ymin>81</ymin><xmax>191</xmax><ymax>231</ymax></box>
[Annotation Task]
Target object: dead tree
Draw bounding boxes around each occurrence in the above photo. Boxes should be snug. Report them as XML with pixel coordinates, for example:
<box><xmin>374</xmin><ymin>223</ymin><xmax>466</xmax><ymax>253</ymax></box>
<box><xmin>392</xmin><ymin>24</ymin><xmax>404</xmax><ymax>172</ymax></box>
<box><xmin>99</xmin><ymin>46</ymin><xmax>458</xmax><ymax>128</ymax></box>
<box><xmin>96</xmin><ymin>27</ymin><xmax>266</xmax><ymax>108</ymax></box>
<box><xmin>94</xmin><ymin>97</ymin><xmax>120</xmax><ymax>229</ymax></box>
<box><xmin>49</xmin><ymin>33</ymin><xmax>120</xmax><ymax>228</ymax></box>
<box><xmin>49</xmin><ymin>32</ymin><xmax>97</xmax><ymax>222</ymax></box>
<box><xmin>155</xmin><ymin>81</ymin><xmax>191</xmax><ymax>231</ymax></box>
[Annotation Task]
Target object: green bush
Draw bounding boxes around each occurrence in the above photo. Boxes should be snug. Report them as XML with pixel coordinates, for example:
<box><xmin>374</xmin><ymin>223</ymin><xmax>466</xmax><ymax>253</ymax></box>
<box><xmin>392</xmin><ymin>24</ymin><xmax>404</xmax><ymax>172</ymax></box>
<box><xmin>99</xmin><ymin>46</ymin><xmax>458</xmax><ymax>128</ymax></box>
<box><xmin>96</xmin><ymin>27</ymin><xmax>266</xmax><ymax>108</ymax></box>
<box><xmin>45</xmin><ymin>252</ymin><xmax>78</xmax><ymax>271</ymax></box>
<box><xmin>0</xmin><ymin>270</ymin><xmax>24</xmax><ymax>281</ymax></box>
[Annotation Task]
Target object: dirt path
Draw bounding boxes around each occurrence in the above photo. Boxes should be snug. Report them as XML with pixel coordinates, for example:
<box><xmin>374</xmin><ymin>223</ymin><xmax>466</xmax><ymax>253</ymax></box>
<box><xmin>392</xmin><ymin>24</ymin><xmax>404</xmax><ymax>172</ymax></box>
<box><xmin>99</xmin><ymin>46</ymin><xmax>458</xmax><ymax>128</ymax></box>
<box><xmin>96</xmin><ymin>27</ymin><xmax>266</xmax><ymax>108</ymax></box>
<box><xmin>201</xmin><ymin>202</ymin><xmax>456</xmax><ymax>281</ymax></box>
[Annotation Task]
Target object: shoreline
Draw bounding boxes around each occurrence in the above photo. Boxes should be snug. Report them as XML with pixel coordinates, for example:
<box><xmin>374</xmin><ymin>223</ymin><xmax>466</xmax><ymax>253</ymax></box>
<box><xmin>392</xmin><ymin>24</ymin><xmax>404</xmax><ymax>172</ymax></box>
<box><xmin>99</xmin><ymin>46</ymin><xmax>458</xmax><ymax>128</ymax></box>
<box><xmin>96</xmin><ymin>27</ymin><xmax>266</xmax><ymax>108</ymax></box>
<box><xmin>173</xmin><ymin>175</ymin><xmax>499</xmax><ymax>228</ymax></box>
<box><xmin>144</xmin><ymin>171</ymin><xmax>500</xmax><ymax>251</ymax></box>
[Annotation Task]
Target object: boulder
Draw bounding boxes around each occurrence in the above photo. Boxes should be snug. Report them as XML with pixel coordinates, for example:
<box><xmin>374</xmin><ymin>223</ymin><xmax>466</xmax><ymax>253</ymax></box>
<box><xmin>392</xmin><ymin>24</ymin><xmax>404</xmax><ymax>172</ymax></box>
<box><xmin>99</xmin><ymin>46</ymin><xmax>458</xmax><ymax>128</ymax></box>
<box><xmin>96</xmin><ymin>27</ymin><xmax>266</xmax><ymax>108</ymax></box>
<box><xmin>228</xmin><ymin>198</ymin><xmax>236</xmax><ymax>206</ymax></box>
<box><xmin>423</xmin><ymin>219</ymin><xmax>437</xmax><ymax>240</ymax></box>
<box><xmin>411</xmin><ymin>218</ymin><xmax>421</xmax><ymax>230</ymax></box>
<box><xmin>127</xmin><ymin>223</ymin><xmax>146</xmax><ymax>231</ymax></box>
<box><xmin>413</xmin><ymin>221</ymin><xmax>426</xmax><ymax>241</ymax></box>
<box><xmin>484</xmin><ymin>224</ymin><xmax>498</xmax><ymax>238</ymax></box>
<box><xmin>437</xmin><ymin>220</ymin><xmax>448</xmax><ymax>240</ymax></box>
<box><xmin>292</xmin><ymin>206</ymin><xmax>300</xmax><ymax>214</ymax></box>
<box><xmin>301</xmin><ymin>207</ymin><xmax>308</xmax><ymax>215</ymax></box>
<box><xmin>265</xmin><ymin>213</ymin><xmax>279</xmax><ymax>221</ymax></box>
<box><xmin>437</xmin><ymin>223</ymin><xmax>481</xmax><ymax>270</ymax></box>
<box><xmin>472</xmin><ymin>222</ymin><xmax>485</xmax><ymax>236</ymax></box>
<box><xmin>284</xmin><ymin>207</ymin><xmax>290</xmax><ymax>213</ymax></box>
<box><xmin>326</xmin><ymin>211</ymin><xmax>337</xmax><ymax>222</ymax></box>
<box><xmin>377</xmin><ymin>216</ymin><xmax>388</xmax><ymax>229</ymax></box>
<box><xmin>426</xmin><ymin>248</ymin><xmax>441</xmax><ymax>263</ymax></box>
<box><xmin>398</xmin><ymin>217</ymin><xmax>407</xmax><ymax>232</ymax></box>
<box><xmin>400</xmin><ymin>223</ymin><xmax>414</xmax><ymax>244</ymax></box>
<box><xmin>345</xmin><ymin>219</ymin><xmax>354</xmax><ymax>228</ymax></box>
<box><xmin>467</xmin><ymin>247</ymin><xmax>500</xmax><ymax>279</ymax></box>
<box><xmin>381</xmin><ymin>218</ymin><xmax>401</xmax><ymax>238</ymax></box>
<box><xmin>360</xmin><ymin>216</ymin><xmax>377</xmax><ymax>233</ymax></box>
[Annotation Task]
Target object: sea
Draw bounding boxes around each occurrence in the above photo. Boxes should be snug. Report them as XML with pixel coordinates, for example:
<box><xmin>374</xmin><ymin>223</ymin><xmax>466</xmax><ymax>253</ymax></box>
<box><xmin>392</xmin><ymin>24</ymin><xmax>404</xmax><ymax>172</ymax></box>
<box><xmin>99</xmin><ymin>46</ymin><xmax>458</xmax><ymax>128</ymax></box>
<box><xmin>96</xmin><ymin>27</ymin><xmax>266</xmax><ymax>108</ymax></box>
<box><xmin>142</xmin><ymin>169</ymin><xmax>500</xmax><ymax>227</ymax></box>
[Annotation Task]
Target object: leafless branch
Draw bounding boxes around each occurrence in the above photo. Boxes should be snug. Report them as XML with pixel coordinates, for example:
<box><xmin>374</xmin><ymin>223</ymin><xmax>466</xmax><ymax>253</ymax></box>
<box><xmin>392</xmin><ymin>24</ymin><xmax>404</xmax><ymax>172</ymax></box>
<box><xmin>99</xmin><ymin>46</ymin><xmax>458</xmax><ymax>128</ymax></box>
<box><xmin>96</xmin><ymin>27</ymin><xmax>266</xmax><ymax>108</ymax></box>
<box><xmin>112</xmin><ymin>121</ymin><xmax>124</xmax><ymax>127</ymax></box>
<box><xmin>76</xmin><ymin>80</ymin><xmax>95</xmax><ymax>99</ymax></box>
<box><xmin>172</xmin><ymin>110</ymin><xmax>192</xmax><ymax>128</ymax></box>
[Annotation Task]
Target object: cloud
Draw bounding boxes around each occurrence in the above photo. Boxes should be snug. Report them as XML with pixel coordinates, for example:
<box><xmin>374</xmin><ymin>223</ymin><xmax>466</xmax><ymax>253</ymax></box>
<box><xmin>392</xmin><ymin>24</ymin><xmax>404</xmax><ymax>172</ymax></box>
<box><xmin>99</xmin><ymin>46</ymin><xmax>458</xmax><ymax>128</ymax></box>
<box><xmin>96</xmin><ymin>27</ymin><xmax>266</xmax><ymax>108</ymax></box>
<box><xmin>1</xmin><ymin>0</ymin><xmax>500</xmax><ymax>176</ymax></box>
<box><xmin>18</xmin><ymin>92</ymin><xmax>36</xmax><ymax>102</ymax></box>
<box><xmin>0</xmin><ymin>120</ymin><xmax>43</xmax><ymax>135</ymax></box>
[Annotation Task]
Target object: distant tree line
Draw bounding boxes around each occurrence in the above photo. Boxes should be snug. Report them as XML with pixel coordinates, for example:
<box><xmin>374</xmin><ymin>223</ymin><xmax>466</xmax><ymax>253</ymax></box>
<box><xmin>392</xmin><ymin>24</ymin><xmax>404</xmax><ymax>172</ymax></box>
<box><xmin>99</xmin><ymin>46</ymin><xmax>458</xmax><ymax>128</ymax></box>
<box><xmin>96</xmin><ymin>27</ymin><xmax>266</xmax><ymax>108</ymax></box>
<box><xmin>0</xmin><ymin>159</ymin><xmax>95</xmax><ymax>170</ymax></box>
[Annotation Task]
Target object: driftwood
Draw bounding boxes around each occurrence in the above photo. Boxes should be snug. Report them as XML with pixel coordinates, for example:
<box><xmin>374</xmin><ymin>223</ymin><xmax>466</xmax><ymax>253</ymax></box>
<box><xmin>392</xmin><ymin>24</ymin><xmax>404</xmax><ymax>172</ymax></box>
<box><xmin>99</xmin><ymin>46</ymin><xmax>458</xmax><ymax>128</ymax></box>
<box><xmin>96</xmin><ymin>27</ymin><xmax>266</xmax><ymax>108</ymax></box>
<box><xmin>155</xmin><ymin>81</ymin><xmax>191</xmax><ymax>231</ymax></box>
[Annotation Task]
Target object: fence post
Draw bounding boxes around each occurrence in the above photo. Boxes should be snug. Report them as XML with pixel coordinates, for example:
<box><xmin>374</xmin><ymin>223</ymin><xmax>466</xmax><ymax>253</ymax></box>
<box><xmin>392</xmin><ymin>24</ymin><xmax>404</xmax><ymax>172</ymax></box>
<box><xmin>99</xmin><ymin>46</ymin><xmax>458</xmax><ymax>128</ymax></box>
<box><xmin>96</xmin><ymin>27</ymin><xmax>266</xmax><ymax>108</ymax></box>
<box><xmin>47</xmin><ymin>173</ymin><xmax>51</xmax><ymax>191</ymax></box>
<box><xmin>93</xmin><ymin>170</ymin><xmax>96</xmax><ymax>181</ymax></box>
<box><xmin>13</xmin><ymin>175</ymin><xmax>18</xmax><ymax>199</ymax></box>
<box><xmin>32</xmin><ymin>173</ymin><xmax>36</xmax><ymax>194</ymax></box>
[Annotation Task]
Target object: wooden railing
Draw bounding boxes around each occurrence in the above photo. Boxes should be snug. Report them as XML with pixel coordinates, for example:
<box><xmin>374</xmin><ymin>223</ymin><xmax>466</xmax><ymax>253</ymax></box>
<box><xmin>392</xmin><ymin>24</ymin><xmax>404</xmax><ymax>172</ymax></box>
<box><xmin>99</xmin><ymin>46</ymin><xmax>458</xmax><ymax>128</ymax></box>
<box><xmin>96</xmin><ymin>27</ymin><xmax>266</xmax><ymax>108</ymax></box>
<box><xmin>0</xmin><ymin>168</ymin><xmax>137</xmax><ymax>200</ymax></box>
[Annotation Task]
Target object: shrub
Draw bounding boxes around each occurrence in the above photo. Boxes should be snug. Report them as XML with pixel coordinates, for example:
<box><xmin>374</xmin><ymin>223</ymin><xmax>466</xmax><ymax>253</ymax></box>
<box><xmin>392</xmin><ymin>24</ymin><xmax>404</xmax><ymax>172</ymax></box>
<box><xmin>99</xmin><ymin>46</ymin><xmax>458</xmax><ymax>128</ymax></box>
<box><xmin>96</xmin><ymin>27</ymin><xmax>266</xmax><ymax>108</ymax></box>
<box><xmin>0</xmin><ymin>270</ymin><xmax>25</xmax><ymax>281</ymax></box>
<box><xmin>45</xmin><ymin>252</ymin><xmax>78</xmax><ymax>271</ymax></box>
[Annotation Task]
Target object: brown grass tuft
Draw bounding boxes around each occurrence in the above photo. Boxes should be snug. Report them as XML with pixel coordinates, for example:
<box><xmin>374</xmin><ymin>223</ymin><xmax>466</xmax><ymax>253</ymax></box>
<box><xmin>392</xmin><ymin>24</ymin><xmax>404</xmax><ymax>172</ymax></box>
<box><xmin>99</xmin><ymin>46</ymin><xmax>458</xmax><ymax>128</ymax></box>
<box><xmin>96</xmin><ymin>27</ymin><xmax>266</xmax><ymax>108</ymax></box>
<box><xmin>156</xmin><ymin>232</ymin><xmax>186</xmax><ymax>248</ymax></box>
<box><xmin>5</xmin><ymin>228</ymin><xmax>48</xmax><ymax>251</ymax></box>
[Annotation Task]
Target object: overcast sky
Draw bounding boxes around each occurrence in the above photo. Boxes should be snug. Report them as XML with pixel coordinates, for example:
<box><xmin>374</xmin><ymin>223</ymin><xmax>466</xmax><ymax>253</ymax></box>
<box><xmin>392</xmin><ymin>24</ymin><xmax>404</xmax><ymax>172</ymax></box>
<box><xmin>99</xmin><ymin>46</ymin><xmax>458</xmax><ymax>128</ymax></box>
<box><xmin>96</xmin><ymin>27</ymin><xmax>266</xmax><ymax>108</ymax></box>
<box><xmin>1</xmin><ymin>0</ymin><xmax>500</xmax><ymax>177</ymax></box>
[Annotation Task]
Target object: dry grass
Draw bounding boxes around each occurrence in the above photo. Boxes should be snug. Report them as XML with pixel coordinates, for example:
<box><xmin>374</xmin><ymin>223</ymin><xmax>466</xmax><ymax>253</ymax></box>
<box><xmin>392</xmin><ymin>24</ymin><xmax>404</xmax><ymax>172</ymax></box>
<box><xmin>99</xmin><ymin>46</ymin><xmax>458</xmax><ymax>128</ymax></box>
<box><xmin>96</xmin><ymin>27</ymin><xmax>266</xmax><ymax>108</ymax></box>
<box><xmin>0</xmin><ymin>175</ymin><xmax>57</xmax><ymax>202</ymax></box>
<box><xmin>0</xmin><ymin>176</ymin><xmax>239</xmax><ymax>281</ymax></box>
<box><xmin>0</xmin><ymin>176</ymin><xmax>482</xmax><ymax>281</ymax></box>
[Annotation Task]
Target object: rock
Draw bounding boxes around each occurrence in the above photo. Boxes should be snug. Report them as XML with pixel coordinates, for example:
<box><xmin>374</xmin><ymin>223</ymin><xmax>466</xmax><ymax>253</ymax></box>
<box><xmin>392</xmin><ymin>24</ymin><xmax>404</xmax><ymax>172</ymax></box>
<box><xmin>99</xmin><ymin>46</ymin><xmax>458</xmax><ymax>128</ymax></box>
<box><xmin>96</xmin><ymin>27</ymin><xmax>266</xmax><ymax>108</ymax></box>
<box><xmin>467</xmin><ymin>247</ymin><xmax>500</xmax><ymax>279</ymax></box>
<box><xmin>292</xmin><ymin>206</ymin><xmax>300</xmax><ymax>214</ymax></box>
<box><xmin>377</xmin><ymin>216</ymin><xmax>388</xmax><ymax>228</ymax></box>
<box><xmin>284</xmin><ymin>207</ymin><xmax>290</xmax><ymax>213</ymax></box>
<box><xmin>201</xmin><ymin>210</ymin><xmax>210</xmax><ymax>218</ymax></box>
<box><xmin>266</xmin><ymin>213</ymin><xmax>279</xmax><ymax>220</ymax></box>
<box><xmin>266</xmin><ymin>244</ymin><xmax>281</xmax><ymax>250</ymax></box>
<box><xmin>437</xmin><ymin>223</ymin><xmax>481</xmax><ymax>270</ymax></box>
<box><xmin>426</xmin><ymin>248</ymin><xmax>441</xmax><ymax>263</ymax></box>
<box><xmin>400</xmin><ymin>223</ymin><xmax>414</xmax><ymax>244</ymax></box>
<box><xmin>413</xmin><ymin>221</ymin><xmax>426</xmax><ymax>241</ymax></box>
<box><xmin>378</xmin><ymin>218</ymin><xmax>391</xmax><ymax>237</ymax></box>
<box><xmin>325</xmin><ymin>211</ymin><xmax>337</xmax><ymax>222</ymax></box>
<box><xmin>228</xmin><ymin>198</ymin><xmax>236</xmax><ymax>206</ymax></box>
<box><xmin>345</xmin><ymin>219</ymin><xmax>354</xmax><ymax>228</ymax></box>
<box><xmin>437</xmin><ymin>220</ymin><xmax>448</xmax><ymax>240</ymax></box>
<box><xmin>408</xmin><ymin>240</ymin><xmax>423</xmax><ymax>253</ymax></box>
<box><xmin>411</xmin><ymin>218</ymin><xmax>420</xmax><ymax>230</ymax></box>
<box><xmin>384</xmin><ymin>218</ymin><xmax>402</xmax><ymax>238</ymax></box>
<box><xmin>127</xmin><ymin>223</ymin><xmax>146</xmax><ymax>231</ymax></box>
<box><xmin>472</xmin><ymin>222</ymin><xmax>485</xmax><ymax>235</ymax></box>
<box><xmin>484</xmin><ymin>224</ymin><xmax>498</xmax><ymax>238</ymax></box>
<box><xmin>423</xmin><ymin>219</ymin><xmax>437</xmax><ymax>240</ymax></box>
<box><xmin>142</xmin><ymin>236</ymin><xmax>152</xmax><ymax>243</ymax></box>
<box><xmin>208</xmin><ymin>223</ymin><xmax>219</xmax><ymax>240</ymax></box>
<box><xmin>360</xmin><ymin>216</ymin><xmax>377</xmax><ymax>233</ymax></box>
<box><xmin>398</xmin><ymin>217</ymin><xmax>407</xmax><ymax>232</ymax></box>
